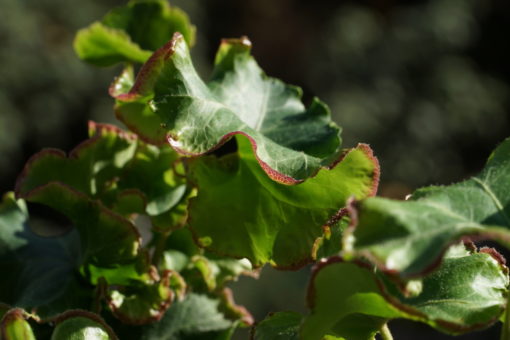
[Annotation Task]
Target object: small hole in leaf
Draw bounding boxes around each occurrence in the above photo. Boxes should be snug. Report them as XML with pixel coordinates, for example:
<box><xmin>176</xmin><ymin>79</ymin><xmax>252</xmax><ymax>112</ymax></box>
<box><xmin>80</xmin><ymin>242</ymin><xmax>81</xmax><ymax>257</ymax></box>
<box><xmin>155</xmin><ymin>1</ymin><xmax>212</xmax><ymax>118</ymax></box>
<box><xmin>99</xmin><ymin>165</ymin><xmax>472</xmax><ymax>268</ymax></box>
<box><xmin>26</xmin><ymin>202</ymin><xmax>73</xmax><ymax>237</ymax></box>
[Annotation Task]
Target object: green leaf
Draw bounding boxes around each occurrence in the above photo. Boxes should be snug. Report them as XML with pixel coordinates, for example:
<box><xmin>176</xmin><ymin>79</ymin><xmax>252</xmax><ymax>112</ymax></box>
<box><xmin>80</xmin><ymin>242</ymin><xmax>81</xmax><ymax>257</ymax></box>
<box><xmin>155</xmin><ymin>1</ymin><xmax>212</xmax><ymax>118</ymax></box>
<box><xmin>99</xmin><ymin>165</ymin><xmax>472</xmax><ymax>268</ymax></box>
<box><xmin>140</xmin><ymin>293</ymin><xmax>234</xmax><ymax>340</ymax></box>
<box><xmin>188</xmin><ymin>140</ymin><xmax>379</xmax><ymax>268</ymax></box>
<box><xmin>113</xmin><ymin>34</ymin><xmax>344</xmax><ymax>183</ymax></box>
<box><xmin>160</xmin><ymin>228</ymin><xmax>254</xmax><ymax>291</ymax></box>
<box><xmin>116</xmin><ymin>142</ymin><xmax>188</xmax><ymax>231</ymax></box>
<box><xmin>74</xmin><ymin>0</ymin><xmax>195</xmax><ymax>67</ymax></box>
<box><xmin>0</xmin><ymin>193</ymin><xmax>90</xmax><ymax>319</ymax></box>
<box><xmin>252</xmin><ymin>311</ymin><xmax>303</xmax><ymax>340</ymax></box>
<box><xmin>312</xmin><ymin>217</ymin><xmax>350</xmax><ymax>260</ymax></box>
<box><xmin>0</xmin><ymin>309</ymin><xmax>36</xmax><ymax>340</ymax></box>
<box><xmin>74</xmin><ymin>22</ymin><xmax>152</xmax><ymax>67</ymax></box>
<box><xmin>106</xmin><ymin>270</ymin><xmax>175</xmax><ymax>325</ymax></box>
<box><xmin>85</xmin><ymin>250</ymin><xmax>152</xmax><ymax>286</ymax></box>
<box><xmin>302</xmin><ymin>246</ymin><xmax>509</xmax><ymax>340</ymax></box>
<box><xmin>18</xmin><ymin>183</ymin><xmax>140</xmax><ymax>267</ymax></box>
<box><xmin>15</xmin><ymin>122</ymin><xmax>190</xmax><ymax>266</ymax></box>
<box><xmin>51</xmin><ymin>310</ymin><xmax>118</xmax><ymax>340</ymax></box>
<box><xmin>16</xmin><ymin>122</ymin><xmax>138</xmax><ymax>199</ymax></box>
<box><xmin>346</xmin><ymin>137</ymin><xmax>510</xmax><ymax>277</ymax></box>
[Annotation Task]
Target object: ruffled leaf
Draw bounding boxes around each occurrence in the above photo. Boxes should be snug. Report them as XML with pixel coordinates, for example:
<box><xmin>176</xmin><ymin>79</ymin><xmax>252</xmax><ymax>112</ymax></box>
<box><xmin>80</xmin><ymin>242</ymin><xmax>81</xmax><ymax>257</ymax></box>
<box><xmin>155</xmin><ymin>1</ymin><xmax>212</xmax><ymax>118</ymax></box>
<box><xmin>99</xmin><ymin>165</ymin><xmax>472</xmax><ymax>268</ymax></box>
<box><xmin>345</xmin><ymin>137</ymin><xmax>510</xmax><ymax>278</ymax></box>
<box><xmin>15</xmin><ymin>122</ymin><xmax>188</xmax><ymax>265</ymax></box>
<box><xmin>106</xmin><ymin>270</ymin><xmax>178</xmax><ymax>325</ymax></box>
<box><xmin>140</xmin><ymin>293</ymin><xmax>234</xmax><ymax>340</ymax></box>
<box><xmin>160</xmin><ymin>228</ymin><xmax>254</xmax><ymax>291</ymax></box>
<box><xmin>0</xmin><ymin>193</ymin><xmax>90</xmax><ymax>319</ymax></box>
<box><xmin>115</xmin><ymin>142</ymin><xmax>188</xmax><ymax>231</ymax></box>
<box><xmin>302</xmin><ymin>245</ymin><xmax>509</xmax><ymax>340</ymax></box>
<box><xmin>74</xmin><ymin>0</ymin><xmax>195</xmax><ymax>67</ymax></box>
<box><xmin>114</xmin><ymin>33</ymin><xmax>343</xmax><ymax>183</ymax></box>
<box><xmin>18</xmin><ymin>183</ymin><xmax>140</xmax><ymax>267</ymax></box>
<box><xmin>188</xmin><ymin>139</ymin><xmax>379</xmax><ymax>268</ymax></box>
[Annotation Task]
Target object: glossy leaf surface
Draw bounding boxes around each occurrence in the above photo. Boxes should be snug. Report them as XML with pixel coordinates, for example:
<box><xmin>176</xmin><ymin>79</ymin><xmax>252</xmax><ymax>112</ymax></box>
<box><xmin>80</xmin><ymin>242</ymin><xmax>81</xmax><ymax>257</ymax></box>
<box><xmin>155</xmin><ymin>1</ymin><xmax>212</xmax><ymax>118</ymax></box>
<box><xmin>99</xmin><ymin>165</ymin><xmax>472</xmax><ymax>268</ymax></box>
<box><xmin>188</xmin><ymin>139</ymin><xmax>379</xmax><ymax>268</ymax></box>
<box><xmin>346</xmin><ymin>137</ymin><xmax>510</xmax><ymax>277</ymax></box>
<box><xmin>74</xmin><ymin>0</ymin><xmax>195</xmax><ymax>66</ymax></box>
<box><xmin>302</xmin><ymin>246</ymin><xmax>508</xmax><ymax>340</ymax></box>
<box><xmin>114</xmin><ymin>34</ymin><xmax>343</xmax><ymax>183</ymax></box>
<box><xmin>51</xmin><ymin>311</ymin><xmax>118</xmax><ymax>340</ymax></box>
<box><xmin>251</xmin><ymin>311</ymin><xmax>302</xmax><ymax>340</ymax></box>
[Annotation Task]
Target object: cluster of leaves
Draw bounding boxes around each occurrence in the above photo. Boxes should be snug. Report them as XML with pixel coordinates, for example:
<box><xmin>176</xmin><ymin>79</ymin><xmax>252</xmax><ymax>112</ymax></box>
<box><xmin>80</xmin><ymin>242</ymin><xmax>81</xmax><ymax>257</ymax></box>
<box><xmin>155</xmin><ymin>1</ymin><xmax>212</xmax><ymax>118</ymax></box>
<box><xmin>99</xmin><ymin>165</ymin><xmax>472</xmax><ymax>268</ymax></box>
<box><xmin>1</xmin><ymin>1</ymin><xmax>510</xmax><ymax>339</ymax></box>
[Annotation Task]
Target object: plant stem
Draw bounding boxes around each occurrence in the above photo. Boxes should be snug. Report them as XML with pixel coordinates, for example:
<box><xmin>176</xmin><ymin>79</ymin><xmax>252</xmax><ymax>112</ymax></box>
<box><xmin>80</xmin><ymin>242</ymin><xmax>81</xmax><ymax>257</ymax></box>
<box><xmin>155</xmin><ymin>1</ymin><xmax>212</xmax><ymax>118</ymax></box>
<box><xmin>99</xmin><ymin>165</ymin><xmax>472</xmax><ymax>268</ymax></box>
<box><xmin>500</xmin><ymin>293</ymin><xmax>510</xmax><ymax>340</ymax></box>
<box><xmin>380</xmin><ymin>323</ymin><xmax>394</xmax><ymax>340</ymax></box>
<box><xmin>152</xmin><ymin>230</ymin><xmax>171</xmax><ymax>267</ymax></box>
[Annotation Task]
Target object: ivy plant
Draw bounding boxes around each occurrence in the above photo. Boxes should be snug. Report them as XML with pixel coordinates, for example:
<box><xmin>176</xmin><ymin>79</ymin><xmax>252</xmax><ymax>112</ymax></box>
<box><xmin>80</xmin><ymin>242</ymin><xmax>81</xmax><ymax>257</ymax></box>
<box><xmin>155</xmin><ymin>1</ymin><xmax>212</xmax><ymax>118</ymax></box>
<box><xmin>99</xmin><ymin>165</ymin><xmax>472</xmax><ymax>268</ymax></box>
<box><xmin>1</xmin><ymin>1</ymin><xmax>510</xmax><ymax>339</ymax></box>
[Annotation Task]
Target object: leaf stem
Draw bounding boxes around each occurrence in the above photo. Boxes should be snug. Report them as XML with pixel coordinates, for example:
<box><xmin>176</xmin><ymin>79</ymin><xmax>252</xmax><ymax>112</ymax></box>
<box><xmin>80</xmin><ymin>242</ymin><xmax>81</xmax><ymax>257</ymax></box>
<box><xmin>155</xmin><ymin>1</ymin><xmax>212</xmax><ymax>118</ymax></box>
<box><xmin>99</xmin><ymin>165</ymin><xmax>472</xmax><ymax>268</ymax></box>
<box><xmin>500</xmin><ymin>292</ymin><xmax>510</xmax><ymax>340</ymax></box>
<box><xmin>152</xmin><ymin>230</ymin><xmax>171</xmax><ymax>267</ymax></box>
<box><xmin>380</xmin><ymin>323</ymin><xmax>394</xmax><ymax>340</ymax></box>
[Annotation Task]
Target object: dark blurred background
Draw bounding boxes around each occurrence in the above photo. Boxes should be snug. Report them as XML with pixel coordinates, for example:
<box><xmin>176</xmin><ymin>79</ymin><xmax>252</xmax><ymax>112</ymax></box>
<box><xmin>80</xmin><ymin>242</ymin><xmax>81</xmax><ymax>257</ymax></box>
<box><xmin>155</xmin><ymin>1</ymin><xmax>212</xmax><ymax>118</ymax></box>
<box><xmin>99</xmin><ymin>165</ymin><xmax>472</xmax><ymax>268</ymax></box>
<box><xmin>1</xmin><ymin>0</ymin><xmax>509</xmax><ymax>338</ymax></box>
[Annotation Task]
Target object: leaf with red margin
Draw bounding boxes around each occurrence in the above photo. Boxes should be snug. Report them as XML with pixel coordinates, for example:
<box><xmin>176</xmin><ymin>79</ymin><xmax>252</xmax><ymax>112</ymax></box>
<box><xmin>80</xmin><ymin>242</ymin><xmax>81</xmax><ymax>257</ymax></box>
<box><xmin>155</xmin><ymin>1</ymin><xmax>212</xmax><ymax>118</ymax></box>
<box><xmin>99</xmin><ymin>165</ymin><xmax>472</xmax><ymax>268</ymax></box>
<box><xmin>187</xmin><ymin>137</ymin><xmax>379</xmax><ymax>268</ymax></box>
<box><xmin>344</xmin><ymin>137</ymin><xmax>510</xmax><ymax>278</ymax></box>
<box><xmin>115</xmin><ymin>142</ymin><xmax>189</xmax><ymax>231</ymax></box>
<box><xmin>0</xmin><ymin>309</ymin><xmax>36</xmax><ymax>340</ymax></box>
<box><xmin>51</xmin><ymin>310</ymin><xmax>119</xmax><ymax>340</ymax></box>
<box><xmin>74</xmin><ymin>0</ymin><xmax>195</xmax><ymax>67</ymax></box>
<box><xmin>302</xmin><ymin>244</ymin><xmax>509</xmax><ymax>340</ymax></box>
<box><xmin>18</xmin><ymin>183</ymin><xmax>140</xmax><ymax>267</ymax></box>
<box><xmin>0</xmin><ymin>193</ymin><xmax>92</xmax><ymax>320</ymax></box>
<box><xmin>139</xmin><ymin>293</ymin><xmax>235</xmax><ymax>340</ymax></box>
<box><xmin>251</xmin><ymin>311</ymin><xmax>304</xmax><ymax>340</ymax></box>
<box><xmin>16</xmin><ymin>122</ymin><xmax>138</xmax><ymax>199</ymax></box>
<box><xmin>312</xmin><ymin>217</ymin><xmax>350</xmax><ymax>261</ymax></box>
<box><xmin>16</xmin><ymin>122</ymin><xmax>187</xmax><ymax>232</ymax></box>
<box><xmin>160</xmin><ymin>228</ymin><xmax>255</xmax><ymax>292</ymax></box>
<box><xmin>218</xmin><ymin>288</ymin><xmax>254</xmax><ymax>327</ymax></box>
<box><xmin>113</xmin><ymin>33</ymin><xmax>343</xmax><ymax>184</ymax></box>
<box><xmin>106</xmin><ymin>270</ymin><xmax>180</xmax><ymax>325</ymax></box>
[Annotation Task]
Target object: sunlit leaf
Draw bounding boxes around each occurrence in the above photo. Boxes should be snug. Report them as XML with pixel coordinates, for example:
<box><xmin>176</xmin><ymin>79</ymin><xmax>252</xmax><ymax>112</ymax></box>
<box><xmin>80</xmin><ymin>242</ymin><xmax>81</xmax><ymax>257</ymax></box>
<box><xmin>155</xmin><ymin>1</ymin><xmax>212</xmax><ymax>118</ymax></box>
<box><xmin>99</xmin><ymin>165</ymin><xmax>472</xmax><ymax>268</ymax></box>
<box><xmin>302</xmin><ymin>245</ymin><xmax>508</xmax><ymax>339</ymax></box>
<box><xmin>346</xmin><ymin>137</ymin><xmax>510</xmax><ymax>277</ymax></box>
<box><xmin>188</xmin><ymin>140</ymin><xmax>379</xmax><ymax>268</ymax></box>
<box><xmin>113</xmin><ymin>34</ymin><xmax>344</xmax><ymax>183</ymax></box>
